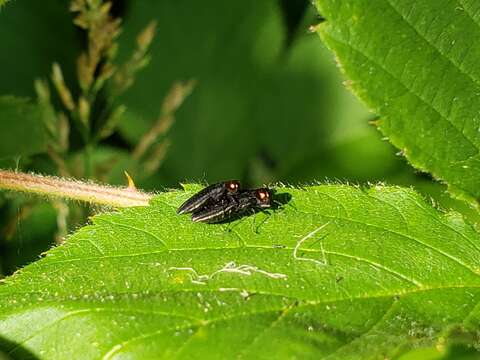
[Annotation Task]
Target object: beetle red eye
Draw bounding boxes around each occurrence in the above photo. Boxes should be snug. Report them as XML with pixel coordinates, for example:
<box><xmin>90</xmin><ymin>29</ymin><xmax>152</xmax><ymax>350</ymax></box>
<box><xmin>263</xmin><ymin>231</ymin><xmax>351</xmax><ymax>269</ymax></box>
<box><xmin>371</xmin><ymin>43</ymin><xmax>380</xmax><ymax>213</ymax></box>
<box><xmin>256</xmin><ymin>189</ymin><xmax>269</xmax><ymax>202</ymax></box>
<box><xmin>226</xmin><ymin>181</ymin><xmax>239</xmax><ymax>193</ymax></box>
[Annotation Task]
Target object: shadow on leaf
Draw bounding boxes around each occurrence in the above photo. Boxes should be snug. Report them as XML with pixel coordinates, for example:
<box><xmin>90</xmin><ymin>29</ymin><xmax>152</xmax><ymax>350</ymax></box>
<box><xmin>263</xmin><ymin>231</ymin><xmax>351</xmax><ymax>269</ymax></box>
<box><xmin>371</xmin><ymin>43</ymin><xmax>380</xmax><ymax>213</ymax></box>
<box><xmin>0</xmin><ymin>334</ymin><xmax>40</xmax><ymax>360</ymax></box>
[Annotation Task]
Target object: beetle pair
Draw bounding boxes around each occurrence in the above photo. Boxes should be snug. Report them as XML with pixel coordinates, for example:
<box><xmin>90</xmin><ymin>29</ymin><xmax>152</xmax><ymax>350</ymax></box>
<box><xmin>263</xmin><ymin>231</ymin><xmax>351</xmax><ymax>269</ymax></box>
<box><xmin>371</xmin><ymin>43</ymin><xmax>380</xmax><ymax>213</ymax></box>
<box><xmin>177</xmin><ymin>180</ymin><xmax>272</xmax><ymax>223</ymax></box>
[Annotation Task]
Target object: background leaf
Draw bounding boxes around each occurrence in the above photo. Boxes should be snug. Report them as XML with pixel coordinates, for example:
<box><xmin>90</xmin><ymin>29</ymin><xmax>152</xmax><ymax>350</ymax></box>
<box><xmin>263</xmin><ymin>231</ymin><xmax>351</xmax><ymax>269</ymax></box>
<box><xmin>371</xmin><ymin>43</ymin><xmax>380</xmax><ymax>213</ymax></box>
<box><xmin>1</xmin><ymin>185</ymin><xmax>480</xmax><ymax>358</ymax></box>
<box><xmin>0</xmin><ymin>0</ymin><xmax>79</xmax><ymax>98</ymax></box>
<box><xmin>313</xmin><ymin>0</ymin><xmax>480</xmax><ymax>206</ymax></box>
<box><xmin>116</xmin><ymin>0</ymin><xmax>286</xmax><ymax>184</ymax></box>
<box><xmin>116</xmin><ymin>0</ymin><xmax>405</xmax><ymax>188</ymax></box>
<box><xmin>0</xmin><ymin>199</ymin><xmax>57</xmax><ymax>275</ymax></box>
<box><xmin>0</xmin><ymin>97</ymin><xmax>48</xmax><ymax>159</ymax></box>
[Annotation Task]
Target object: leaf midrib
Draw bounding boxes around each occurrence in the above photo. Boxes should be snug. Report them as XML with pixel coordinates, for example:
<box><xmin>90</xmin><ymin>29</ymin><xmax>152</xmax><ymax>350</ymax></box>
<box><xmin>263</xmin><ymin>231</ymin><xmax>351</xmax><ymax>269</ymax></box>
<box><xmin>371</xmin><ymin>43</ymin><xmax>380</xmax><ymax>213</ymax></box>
<box><xmin>2</xmin><ymin>283</ymin><xmax>480</xmax><ymax>314</ymax></box>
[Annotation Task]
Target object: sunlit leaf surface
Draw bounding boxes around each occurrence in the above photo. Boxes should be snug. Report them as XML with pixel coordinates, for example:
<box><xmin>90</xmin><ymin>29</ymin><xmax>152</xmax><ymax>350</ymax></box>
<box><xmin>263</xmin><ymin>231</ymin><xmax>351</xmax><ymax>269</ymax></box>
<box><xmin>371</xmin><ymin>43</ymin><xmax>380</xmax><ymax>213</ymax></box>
<box><xmin>314</xmin><ymin>0</ymin><xmax>480</xmax><ymax>205</ymax></box>
<box><xmin>0</xmin><ymin>185</ymin><xmax>479</xmax><ymax>358</ymax></box>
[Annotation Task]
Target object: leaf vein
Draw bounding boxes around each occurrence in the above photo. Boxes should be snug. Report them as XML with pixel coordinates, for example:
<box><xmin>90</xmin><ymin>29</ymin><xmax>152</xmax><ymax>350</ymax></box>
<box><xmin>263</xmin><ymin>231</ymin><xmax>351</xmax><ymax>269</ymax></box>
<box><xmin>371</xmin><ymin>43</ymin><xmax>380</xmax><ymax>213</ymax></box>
<box><xmin>322</xmin><ymin>298</ymin><xmax>400</xmax><ymax>359</ymax></box>
<box><xmin>97</xmin><ymin>219</ymin><xmax>168</xmax><ymax>248</ymax></box>
<box><xmin>325</xmin><ymin>250</ymin><xmax>422</xmax><ymax>287</ymax></box>
<box><xmin>385</xmin><ymin>0</ymin><xmax>480</xmax><ymax>90</ymax></box>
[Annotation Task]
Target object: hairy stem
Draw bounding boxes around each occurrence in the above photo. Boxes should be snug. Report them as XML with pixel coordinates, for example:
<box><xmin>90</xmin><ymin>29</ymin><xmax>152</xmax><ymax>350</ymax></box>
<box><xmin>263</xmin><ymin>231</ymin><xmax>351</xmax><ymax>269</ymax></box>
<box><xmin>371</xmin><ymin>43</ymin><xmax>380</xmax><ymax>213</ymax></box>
<box><xmin>0</xmin><ymin>170</ymin><xmax>152</xmax><ymax>207</ymax></box>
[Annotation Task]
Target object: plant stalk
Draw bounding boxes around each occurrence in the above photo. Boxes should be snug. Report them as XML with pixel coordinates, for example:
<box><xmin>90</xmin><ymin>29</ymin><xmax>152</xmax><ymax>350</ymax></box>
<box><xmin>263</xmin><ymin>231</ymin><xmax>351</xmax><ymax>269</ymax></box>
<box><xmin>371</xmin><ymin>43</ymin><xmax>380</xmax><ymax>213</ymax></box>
<box><xmin>0</xmin><ymin>170</ymin><xmax>152</xmax><ymax>207</ymax></box>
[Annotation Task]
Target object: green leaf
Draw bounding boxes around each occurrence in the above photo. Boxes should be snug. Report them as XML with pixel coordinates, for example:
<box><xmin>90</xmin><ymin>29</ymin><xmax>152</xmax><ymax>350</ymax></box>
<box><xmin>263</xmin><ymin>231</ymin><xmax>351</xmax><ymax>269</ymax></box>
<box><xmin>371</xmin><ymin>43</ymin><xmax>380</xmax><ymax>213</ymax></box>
<box><xmin>313</xmin><ymin>0</ymin><xmax>480</xmax><ymax>205</ymax></box>
<box><xmin>0</xmin><ymin>97</ymin><xmax>47</xmax><ymax>159</ymax></box>
<box><xmin>1</xmin><ymin>184</ymin><xmax>480</xmax><ymax>358</ymax></box>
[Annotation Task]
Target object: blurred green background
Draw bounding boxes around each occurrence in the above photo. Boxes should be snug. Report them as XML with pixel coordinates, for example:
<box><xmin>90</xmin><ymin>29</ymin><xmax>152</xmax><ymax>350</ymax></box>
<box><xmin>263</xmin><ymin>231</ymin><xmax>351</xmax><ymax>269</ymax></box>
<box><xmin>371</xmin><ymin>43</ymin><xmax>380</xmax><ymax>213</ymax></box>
<box><xmin>0</xmin><ymin>0</ymin><xmax>460</xmax><ymax>274</ymax></box>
